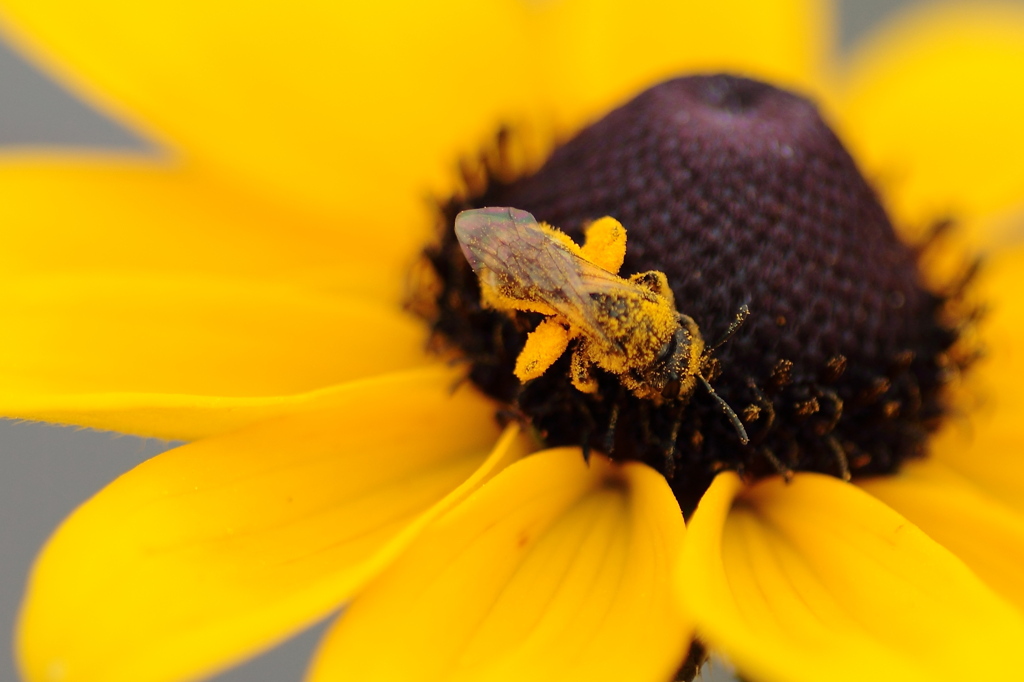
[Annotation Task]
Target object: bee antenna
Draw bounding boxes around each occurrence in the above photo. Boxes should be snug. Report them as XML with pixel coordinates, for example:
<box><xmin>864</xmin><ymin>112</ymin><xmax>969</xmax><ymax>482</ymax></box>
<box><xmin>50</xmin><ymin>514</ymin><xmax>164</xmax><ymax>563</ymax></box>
<box><xmin>698</xmin><ymin>374</ymin><xmax>749</xmax><ymax>444</ymax></box>
<box><xmin>705</xmin><ymin>304</ymin><xmax>751</xmax><ymax>357</ymax></box>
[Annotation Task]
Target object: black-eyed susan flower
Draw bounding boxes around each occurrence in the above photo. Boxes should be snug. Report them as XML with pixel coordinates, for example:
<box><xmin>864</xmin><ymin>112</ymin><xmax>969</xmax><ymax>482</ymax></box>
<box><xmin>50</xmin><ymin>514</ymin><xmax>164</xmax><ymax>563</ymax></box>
<box><xmin>3</xmin><ymin>1</ymin><xmax>1024</xmax><ymax>682</ymax></box>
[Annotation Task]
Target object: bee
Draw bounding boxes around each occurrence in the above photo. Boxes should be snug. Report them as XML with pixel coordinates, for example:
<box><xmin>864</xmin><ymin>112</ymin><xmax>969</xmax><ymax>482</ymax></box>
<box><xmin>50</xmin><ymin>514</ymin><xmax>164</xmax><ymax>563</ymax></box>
<box><xmin>454</xmin><ymin>206</ymin><xmax>749</xmax><ymax>442</ymax></box>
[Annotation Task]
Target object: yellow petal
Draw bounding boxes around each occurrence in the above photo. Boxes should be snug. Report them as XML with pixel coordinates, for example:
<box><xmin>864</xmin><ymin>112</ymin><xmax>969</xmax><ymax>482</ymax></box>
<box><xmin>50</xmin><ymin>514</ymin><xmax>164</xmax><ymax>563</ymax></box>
<box><xmin>530</xmin><ymin>0</ymin><xmax>833</xmax><ymax>131</ymax></box>
<box><xmin>680</xmin><ymin>472</ymin><xmax>1024</xmax><ymax>682</ymax></box>
<box><xmin>859</xmin><ymin>458</ymin><xmax>1024</xmax><ymax>612</ymax></box>
<box><xmin>308</xmin><ymin>449</ymin><xmax>691</xmax><ymax>682</ymax></box>
<box><xmin>17</xmin><ymin>371</ymin><xmax>529</xmax><ymax>682</ymax></box>
<box><xmin>0</xmin><ymin>273</ymin><xmax>430</xmax><ymax>400</ymax></box>
<box><xmin>930</xmin><ymin>246</ymin><xmax>1024</xmax><ymax>514</ymax></box>
<box><xmin>839</xmin><ymin>3</ymin><xmax>1024</xmax><ymax>245</ymax></box>
<box><xmin>0</xmin><ymin>157</ymin><xmax>415</xmax><ymax>302</ymax></box>
<box><xmin>0</xmin><ymin>1</ymin><xmax>546</xmax><ymax>227</ymax></box>
<box><xmin>0</xmin><ymin>367</ymin><xmax>455</xmax><ymax>443</ymax></box>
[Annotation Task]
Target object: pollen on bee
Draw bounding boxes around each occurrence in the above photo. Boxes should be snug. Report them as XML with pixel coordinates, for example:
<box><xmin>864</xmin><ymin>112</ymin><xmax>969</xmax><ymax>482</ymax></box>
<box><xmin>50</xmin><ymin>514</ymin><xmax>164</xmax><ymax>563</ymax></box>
<box><xmin>579</xmin><ymin>216</ymin><xmax>627</xmax><ymax>272</ymax></box>
<box><xmin>453</xmin><ymin>207</ymin><xmax>705</xmax><ymax>404</ymax></box>
<box><xmin>515</xmin><ymin>318</ymin><xmax>571</xmax><ymax>381</ymax></box>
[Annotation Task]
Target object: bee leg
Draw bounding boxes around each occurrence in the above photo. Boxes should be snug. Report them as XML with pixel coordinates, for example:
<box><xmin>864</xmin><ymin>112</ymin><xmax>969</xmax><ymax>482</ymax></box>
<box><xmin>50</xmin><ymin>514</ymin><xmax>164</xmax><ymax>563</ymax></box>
<box><xmin>578</xmin><ymin>399</ymin><xmax>597</xmax><ymax>464</ymax></box>
<box><xmin>638</xmin><ymin>400</ymin><xmax>654</xmax><ymax>448</ymax></box>
<box><xmin>760</xmin><ymin>447</ymin><xmax>794</xmax><ymax>482</ymax></box>
<box><xmin>826</xmin><ymin>435</ymin><xmax>852</xmax><ymax>481</ymax></box>
<box><xmin>662</xmin><ymin>401</ymin><xmax>687</xmax><ymax>479</ymax></box>
<box><xmin>602</xmin><ymin>391</ymin><xmax>622</xmax><ymax>456</ymax></box>
<box><xmin>661</xmin><ymin>441</ymin><xmax>676</xmax><ymax>479</ymax></box>
<box><xmin>569</xmin><ymin>342</ymin><xmax>600</xmax><ymax>394</ymax></box>
<box><xmin>514</xmin><ymin>318</ymin><xmax>571</xmax><ymax>382</ymax></box>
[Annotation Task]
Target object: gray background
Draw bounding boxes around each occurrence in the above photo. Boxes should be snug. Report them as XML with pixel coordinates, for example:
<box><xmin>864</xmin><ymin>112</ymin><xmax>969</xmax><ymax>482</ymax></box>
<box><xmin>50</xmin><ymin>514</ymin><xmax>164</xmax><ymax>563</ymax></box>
<box><xmin>0</xmin><ymin>1</ymin><xmax>962</xmax><ymax>681</ymax></box>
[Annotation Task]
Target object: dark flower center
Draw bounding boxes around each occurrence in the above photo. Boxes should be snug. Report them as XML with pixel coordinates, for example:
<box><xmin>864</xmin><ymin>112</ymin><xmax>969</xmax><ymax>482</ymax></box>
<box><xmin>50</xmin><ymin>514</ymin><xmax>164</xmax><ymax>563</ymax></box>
<box><xmin>424</xmin><ymin>74</ymin><xmax>971</xmax><ymax>515</ymax></box>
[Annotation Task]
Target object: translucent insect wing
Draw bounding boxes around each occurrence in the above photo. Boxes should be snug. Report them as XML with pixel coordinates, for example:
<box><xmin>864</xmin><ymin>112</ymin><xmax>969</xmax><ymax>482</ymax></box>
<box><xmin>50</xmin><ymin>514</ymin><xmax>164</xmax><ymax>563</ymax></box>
<box><xmin>454</xmin><ymin>207</ymin><xmax>536</xmax><ymax>272</ymax></box>
<box><xmin>454</xmin><ymin>208</ymin><xmax>608</xmax><ymax>324</ymax></box>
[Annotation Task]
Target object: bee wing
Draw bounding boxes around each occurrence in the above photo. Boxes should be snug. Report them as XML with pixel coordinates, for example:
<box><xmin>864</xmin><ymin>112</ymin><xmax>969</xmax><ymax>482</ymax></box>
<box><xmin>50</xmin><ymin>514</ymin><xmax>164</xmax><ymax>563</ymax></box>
<box><xmin>454</xmin><ymin>207</ymin><xmax>623</xmax><ymax>347</ymax></box>
<box><xmin>454</xmin><ymin>207</ymin><xmax>539</xmax><ymax>274</ymax></box>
